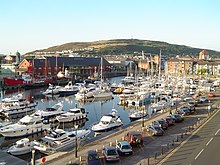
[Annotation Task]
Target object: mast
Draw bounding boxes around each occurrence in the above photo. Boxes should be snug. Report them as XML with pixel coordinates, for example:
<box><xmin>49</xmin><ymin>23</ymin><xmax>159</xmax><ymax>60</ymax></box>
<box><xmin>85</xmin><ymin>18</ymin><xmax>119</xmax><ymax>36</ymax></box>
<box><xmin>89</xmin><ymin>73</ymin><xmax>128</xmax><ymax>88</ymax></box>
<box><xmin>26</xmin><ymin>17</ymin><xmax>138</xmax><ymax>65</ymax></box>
<box><xmin>100</xmin><ymin>57</ymin><xmax>103</xmax><ymax>84</ymax></box>
<box><xmin>159</xmin><ymin>49</ymin><xmax>161</xmax><ymax>79</ymax></box>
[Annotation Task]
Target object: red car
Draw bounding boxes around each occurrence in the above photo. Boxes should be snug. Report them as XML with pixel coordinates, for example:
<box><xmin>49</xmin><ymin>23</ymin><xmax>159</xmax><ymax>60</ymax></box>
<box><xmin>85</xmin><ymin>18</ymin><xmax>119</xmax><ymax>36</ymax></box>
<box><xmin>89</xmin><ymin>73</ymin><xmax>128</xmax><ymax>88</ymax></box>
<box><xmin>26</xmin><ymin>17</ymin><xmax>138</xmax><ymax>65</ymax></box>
<box><xmin>124</xmin><ymin>131</ymin><xmax>143</xmax><ymax>145</ymax></box>
<box><xmin>163</xmin><ymin>117</ymin><xmax>175</xmax><ymax>126</ymax></box>
<box><xmin>208</xmin><ymin>93</ymin><xmax>216</xmax><ymax>97</ymax></box>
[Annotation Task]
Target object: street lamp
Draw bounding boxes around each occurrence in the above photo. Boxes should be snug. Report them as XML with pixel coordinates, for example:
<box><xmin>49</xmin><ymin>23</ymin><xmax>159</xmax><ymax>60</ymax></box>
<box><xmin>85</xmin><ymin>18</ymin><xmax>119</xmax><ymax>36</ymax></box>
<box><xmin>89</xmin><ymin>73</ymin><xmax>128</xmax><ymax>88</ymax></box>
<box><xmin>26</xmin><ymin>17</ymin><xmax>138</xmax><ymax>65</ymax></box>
<box><xmin>142</xmin><ymin>106</ymin><xmax>145</xmax><ymax>127</ymax></box>
<box><xmin>208</xmin><ymin>100</ymin><xmax>211</xmax><ymax>115</ymax></box>
<box><xmin>74</xmin><ymin>125</ymin><xmax>79</xmax><ymax>158</ymax></box>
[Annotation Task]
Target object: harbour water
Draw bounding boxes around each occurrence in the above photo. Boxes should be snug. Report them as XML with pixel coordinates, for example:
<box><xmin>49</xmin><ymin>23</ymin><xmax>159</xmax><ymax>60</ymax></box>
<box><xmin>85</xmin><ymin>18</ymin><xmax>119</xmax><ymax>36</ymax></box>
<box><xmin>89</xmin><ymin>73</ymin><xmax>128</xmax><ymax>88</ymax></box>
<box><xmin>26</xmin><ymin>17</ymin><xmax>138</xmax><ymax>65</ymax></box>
<box><xmin>0</xmin><ymin>76</ymin><xmax>150</xmax><ymax>161</ymax></box>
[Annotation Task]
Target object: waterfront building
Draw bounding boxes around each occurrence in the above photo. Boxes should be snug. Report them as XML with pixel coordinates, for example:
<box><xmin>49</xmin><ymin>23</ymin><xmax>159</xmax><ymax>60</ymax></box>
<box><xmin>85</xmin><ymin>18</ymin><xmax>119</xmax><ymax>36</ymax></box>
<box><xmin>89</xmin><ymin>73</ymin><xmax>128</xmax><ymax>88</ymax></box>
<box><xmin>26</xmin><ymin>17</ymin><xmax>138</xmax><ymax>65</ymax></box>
<box><xmin>18</xmin><ymin>56</ymin><xmax>112</xmax><ymax>78</ymax></box>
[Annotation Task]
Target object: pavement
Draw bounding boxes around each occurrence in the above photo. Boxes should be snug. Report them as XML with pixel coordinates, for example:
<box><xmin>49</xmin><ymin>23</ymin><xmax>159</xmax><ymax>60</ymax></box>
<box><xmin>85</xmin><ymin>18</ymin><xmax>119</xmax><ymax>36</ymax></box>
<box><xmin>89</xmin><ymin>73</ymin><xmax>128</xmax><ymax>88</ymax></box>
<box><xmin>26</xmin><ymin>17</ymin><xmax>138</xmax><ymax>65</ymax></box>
<box><xmin>35</xmin><ymin>95</ymin><xmax>216</xmax><ymax>165</ymax></box>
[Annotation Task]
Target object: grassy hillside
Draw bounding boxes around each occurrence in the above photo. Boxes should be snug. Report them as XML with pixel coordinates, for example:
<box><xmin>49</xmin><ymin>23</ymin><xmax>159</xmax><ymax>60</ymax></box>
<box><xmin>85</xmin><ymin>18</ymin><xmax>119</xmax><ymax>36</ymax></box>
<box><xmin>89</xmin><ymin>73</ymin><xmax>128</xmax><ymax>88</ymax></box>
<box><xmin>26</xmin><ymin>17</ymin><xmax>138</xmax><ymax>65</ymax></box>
<box><xmin>26</xmin><ymin>39</ymin><xmax>220</xmax><ymax>57</ymax></box>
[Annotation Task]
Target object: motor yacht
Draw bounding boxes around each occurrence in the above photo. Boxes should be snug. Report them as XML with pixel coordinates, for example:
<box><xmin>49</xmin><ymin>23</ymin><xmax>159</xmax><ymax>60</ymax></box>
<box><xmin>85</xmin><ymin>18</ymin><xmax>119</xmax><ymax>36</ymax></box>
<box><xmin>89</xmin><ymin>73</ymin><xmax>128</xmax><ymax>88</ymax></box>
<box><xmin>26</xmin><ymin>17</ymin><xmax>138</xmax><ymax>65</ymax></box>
<box><xmin>92</xmin><ymin>109</ymin><xmax>123</xmax><ymax>132</ymax></box>
<box><xmin>42</xmin><ymin>84</ymin><xmax>61</xmax><ymax>95</ymax></box>
<box><xmin>0</xmin><ymin>115</ymin><xmax>50</xmax><ymax>137</ymax></box>
<box><xmin>59</xmin><ymin>81</ymin><xmax>79</xmax><ymax>96</ymax></box>
<box><xmin>56</xmin><ymin>107</ymin><xmax>88</xmax><ymax>123</ymax></box>
<box><xmin>7</xmin><ymin>138</ymin><xmax>40</xmax><ymax>155</ymax></box>
<box><xmin>34</xmin><ymin>128</ymin><xmax>91</xmax><ymax>154</ymax></box>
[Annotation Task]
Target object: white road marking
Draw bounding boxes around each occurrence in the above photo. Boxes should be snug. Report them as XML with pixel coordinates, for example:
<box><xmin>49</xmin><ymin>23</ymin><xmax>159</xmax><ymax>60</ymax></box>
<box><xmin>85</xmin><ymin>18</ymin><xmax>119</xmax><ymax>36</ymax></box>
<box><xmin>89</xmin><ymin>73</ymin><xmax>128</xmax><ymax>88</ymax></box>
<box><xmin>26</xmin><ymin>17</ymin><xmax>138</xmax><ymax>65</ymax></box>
<box><xmin>215</xmin><ymin>129</ymin><xmax>220</xmax><ymax>135</ymax></box>
<box><xmin>206</xmin><ymin>137</ymin><xmax>213</xmax><ymax>146</ymax></box>
<box><xmin>195</xmin><ymin>149</ymin><xmax>204</xmax><ymax>160</ymax></box>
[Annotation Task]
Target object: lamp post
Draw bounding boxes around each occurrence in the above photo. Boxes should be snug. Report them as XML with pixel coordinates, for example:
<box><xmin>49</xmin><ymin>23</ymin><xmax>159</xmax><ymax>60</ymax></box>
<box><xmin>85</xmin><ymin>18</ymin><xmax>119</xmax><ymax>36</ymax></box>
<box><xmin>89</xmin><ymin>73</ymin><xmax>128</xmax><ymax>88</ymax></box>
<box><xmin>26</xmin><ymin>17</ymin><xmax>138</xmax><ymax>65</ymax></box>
<box><xmin>74</xmin><ymin>125</ymin><xmax>79</xmax><ymax>158</ymax></box>
<box><xmin>208</xmin><ymin>100</ymin><xmax>211</xmax><ymax>116</ymax></box>
<box><xmin>142</xmin><ymin>106</ymin><xmax>145</xmax><ymax>127</ymax></box>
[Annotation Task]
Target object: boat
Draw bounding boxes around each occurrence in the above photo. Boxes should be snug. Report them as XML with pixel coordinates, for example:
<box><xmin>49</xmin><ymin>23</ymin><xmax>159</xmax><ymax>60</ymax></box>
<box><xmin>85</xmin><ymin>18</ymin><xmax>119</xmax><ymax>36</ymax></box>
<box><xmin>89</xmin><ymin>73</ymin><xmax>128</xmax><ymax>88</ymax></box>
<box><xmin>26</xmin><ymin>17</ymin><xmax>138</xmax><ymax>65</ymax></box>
<box><xmin>92</xmin><ymin>109</ymin><xmax>123</xmax><ymax>132</ymax></box>
<box><xmin>59</xmin><ymin>81</ymin><xmax>79</xmax><ymax>96</ymax></box>
<box><xmin>56</xmin><ymin>107</ymin><xmax>88</xmax><ymax>123</ymax></box>
<box><xmin>7</xmin><ymin>138</ymin><xmax>40</xmax><ymax>155</ymax></box>
<box><xmin>75</xmin><ymin>85</ymin><xmax>96</xmax><ymax>100</ymax></box>
<box><xmin>34</xmin><ymin>128</ymin><xmax>91</xmax><ymax>154</ymax></box>
<box><xmin>33</xmin><ymin>102</ymin><xmax>64</xmax><ymax>122</ymax></box>
<box><xmin>42</xmin><ymin>84</ymin><xmax>61</xmax><ymax>95</ymax></box>
<box><xmin>129</xmin><ymin>109</ymin><xmax>148</xmax><ymax>120</ymax></box>
<box><xmin>0</xmin><ymin>94</ymin><xmax>38</xmax><ymax>116</ymax></box>
<box><xmin>127</xmin><ymin>91</ymin><xmax>151</xmax><ymax>107</ymax></box>
<box><xmin>0</xmin><ymin>115</ymin><xmax>50</xmax><ymax>137</ymax></box>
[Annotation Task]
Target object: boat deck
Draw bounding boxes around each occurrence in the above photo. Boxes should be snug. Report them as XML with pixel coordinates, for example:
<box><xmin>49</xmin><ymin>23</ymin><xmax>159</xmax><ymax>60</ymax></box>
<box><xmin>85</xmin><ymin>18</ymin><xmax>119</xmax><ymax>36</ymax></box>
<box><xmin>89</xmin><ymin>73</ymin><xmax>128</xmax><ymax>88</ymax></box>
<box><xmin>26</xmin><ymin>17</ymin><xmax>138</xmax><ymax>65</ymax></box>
<box><xmin>0</xmin><ymin>151</ymin><xmax>26</xmax><ymax>165</ymax></box>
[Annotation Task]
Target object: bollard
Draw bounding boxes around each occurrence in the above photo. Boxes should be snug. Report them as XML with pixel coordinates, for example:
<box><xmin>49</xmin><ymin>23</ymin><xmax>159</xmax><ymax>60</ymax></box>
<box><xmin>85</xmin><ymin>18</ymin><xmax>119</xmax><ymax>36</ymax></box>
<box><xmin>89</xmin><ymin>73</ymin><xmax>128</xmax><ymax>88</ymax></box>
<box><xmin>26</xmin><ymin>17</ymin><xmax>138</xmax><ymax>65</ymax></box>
<box><xmin>148</xmin><ymin>155</ymin><xmax>150</xmax><ymax>165</ymax></box>
<box><xmin>110</xmin><ymin>142</ymin><xmax>112</xmax><ymax>146</ymax></box>
<box><xmin>172</xmin><ymin>140</ymin><xmax>174</xmax><ymax>146</ymax></box>
<box><xmin>155</xmin><ymin>152</ymin><xmax>157</xmax><ymax>159</ymax></box>
<box><xmin>115</xmin><ymin>139</ymin><xmax>118</xmax><ymax>144</ymax></box>
<box><xmin>181</xmin><ymin>133</ymin><xmax>183</xmax><ymax>138</ymax></box>
<box><xmin>103</xmin><ymin>145</ymin><xmax>105</xmax><ymax>149</ymax></box>
<box><xmin>176</xmin><ymin>136</ymin><xmax>179</xmax><ymax>142</ymax></box>
<box><xmin>161</xmin><ymin>147</ymin><xmax>164</xmax><ymax>155</ymax></box>
<box><xmin>80</xmin><ymin>156</ymin><xmax>82</xmax><ymax>162</ymax></box>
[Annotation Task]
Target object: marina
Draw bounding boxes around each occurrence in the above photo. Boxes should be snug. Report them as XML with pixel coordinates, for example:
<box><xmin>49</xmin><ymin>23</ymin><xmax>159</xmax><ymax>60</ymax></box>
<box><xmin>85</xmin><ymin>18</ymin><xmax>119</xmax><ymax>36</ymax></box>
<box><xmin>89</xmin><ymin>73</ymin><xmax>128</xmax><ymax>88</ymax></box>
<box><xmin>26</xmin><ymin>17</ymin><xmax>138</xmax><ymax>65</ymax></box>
<box><xmin>0</xmin><ymin>75</ymin><xmax>219</xmax><ymax>164</ymax></box>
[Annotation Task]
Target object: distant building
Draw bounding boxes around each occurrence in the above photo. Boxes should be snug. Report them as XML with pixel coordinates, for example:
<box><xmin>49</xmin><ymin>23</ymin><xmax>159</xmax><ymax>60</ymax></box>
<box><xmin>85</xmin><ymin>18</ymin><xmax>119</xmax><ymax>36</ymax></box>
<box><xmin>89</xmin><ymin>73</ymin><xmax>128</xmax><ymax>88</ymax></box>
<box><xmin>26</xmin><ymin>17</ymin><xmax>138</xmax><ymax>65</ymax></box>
<box><xmin>18</xmin><ymin>56</ymin><xmax>112</xmax><ymax>78</ymax></box>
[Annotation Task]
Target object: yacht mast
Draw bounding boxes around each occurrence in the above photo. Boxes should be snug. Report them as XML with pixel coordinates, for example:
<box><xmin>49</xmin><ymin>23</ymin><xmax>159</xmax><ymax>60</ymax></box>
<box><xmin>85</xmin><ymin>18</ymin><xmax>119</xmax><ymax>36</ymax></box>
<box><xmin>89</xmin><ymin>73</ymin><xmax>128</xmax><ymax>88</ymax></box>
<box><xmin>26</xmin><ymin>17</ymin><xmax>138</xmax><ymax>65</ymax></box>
<box><xmin>159</xmin><ymin>49</ymin><xmax>161</xmax><ymax>79</ymax></box>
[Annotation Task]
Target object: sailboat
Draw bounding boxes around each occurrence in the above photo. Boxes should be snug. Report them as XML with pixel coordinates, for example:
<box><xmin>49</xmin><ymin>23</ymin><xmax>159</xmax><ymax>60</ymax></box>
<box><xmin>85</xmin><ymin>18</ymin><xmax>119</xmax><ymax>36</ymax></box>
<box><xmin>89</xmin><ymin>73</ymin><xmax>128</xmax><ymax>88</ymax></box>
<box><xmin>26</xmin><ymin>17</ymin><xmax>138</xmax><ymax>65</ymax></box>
<box><xmin>92</xmin><ymin>57</ymin><xmax>112</xmax><ymax>99</ymax></box>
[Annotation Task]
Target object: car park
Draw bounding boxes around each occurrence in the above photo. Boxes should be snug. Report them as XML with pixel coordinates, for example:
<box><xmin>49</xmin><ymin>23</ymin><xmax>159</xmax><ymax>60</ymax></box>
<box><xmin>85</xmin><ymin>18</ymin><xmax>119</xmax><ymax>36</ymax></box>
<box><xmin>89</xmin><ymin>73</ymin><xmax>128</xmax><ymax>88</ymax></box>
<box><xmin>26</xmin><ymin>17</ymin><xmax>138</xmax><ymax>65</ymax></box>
<box><xmin>168</xmin><ymin>114</ymin><xmax>184</xmax><ymax>122</ymax></box>
<box><xmin>87</xmin><ymin>150</ymin><xmax>100</xmax><ymax>165</ymax></box>
<box><xmin>116</xmin><ymin>141</ymin><xmax>133</xmax><ymax>155</ymax></box>
<box><xmin>152</xmin><ymin>120</ymin><xmax>168</xmax><ymax>130</ymax></box>
<box><xmin>124</xmin><ymin>131</ymin><xmax>143</xmax><ymax>145</ymax></box>
<box><xmin>147</xmin><ymin>125</ymin><xmax>164</xmax><ymax>136</ymax></box>
<box><xmin>163</xmin><ymin>117</ymin><xmax>175</xmax><ymax>126</ymax></box>
<box><xmin>103</xmin><ymin>146</ymin><xmax>120</xmax><ymax>162</ymax></box>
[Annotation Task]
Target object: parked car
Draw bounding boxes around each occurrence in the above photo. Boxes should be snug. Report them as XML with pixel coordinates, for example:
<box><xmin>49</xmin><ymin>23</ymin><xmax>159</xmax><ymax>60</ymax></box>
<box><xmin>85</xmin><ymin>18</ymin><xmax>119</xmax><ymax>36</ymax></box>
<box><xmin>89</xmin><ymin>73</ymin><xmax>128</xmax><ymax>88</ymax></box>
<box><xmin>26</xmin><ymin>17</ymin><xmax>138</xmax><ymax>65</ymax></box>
<box><xmin>147</xmin><ymin>125</ymin><xmax>164</xmax><ymax>136</ymax></box>
<box><xmin>103</xmin><ymin>146</ymin><xmax>120</xmax><ymax>162</ymax></box>
<box><xmin>87</xmin><ymin>150</ymin><xmax>100</xmax><ymax>165</ymax></box>
<box><xmin>124</xmin><ymin>131</ymin><xmax>143</xmax><ymax>145</ymax></box>
<box><xmin>168</xmin><ymin>114</ymin><xmax>184</xmax><ymax>122</ymax></box>
<box><xmin>152</xmin><ymin>120</ymin><xmax>168</xmax><ymax>130</ymax></box>
<box><xmin>163</xmin><ymin>117</ymin><xmax>175</xmax><ymax>126</ymax></box>
<box><xmin>199</xmin><ymin>97</ymin><xmax>209</xmax><ymax>103</ymax></box>
<box><xmin>177</xmin><ymin>107</ymin><xmax>190</xmax><ymax>116</ymax></box>
<box><xmin>116</xmin><ymin>141</ymin><xmax>133</xmax><ymax>155</ymax></box>
<box><xmin>208</xmin><ymin>93</ymin><xmax>216</xmax><ymax>97</ymax></box>
<box><xmin>188</xmin><ymin>101</ymin><xmax>198</xmax><ymax>107</ymax></box>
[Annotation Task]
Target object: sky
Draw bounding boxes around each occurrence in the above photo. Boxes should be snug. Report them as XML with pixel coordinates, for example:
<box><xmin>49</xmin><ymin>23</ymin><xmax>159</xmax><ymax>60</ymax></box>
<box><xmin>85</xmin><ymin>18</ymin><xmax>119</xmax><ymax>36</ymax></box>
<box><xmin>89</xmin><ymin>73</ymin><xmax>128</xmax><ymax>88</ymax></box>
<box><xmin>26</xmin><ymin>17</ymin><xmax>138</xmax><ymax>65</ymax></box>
<box><xmin>0</xmin><ymin>0</ymin><xmax>220</xmax><ymax>55</ymax></box>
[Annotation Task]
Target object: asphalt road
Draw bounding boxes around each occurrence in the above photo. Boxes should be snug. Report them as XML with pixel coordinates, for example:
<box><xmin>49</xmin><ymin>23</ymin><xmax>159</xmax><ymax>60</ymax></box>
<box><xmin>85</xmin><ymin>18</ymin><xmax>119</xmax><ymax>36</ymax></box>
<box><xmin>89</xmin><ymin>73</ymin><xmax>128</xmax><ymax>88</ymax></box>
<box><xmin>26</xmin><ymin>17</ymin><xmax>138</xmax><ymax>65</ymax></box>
<box><xmin>160</xmin><ymin>104</ymin><xmax>220</xmax><ymax>165</ymax></box>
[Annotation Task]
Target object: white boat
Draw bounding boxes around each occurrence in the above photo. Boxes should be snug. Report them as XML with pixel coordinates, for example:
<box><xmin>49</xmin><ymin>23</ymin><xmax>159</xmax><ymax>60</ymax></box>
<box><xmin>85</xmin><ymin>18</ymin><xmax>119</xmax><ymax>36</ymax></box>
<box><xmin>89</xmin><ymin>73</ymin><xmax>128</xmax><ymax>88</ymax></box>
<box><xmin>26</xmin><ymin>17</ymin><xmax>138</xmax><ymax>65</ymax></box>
<box><xmin>33</xmin><ymin>102</ymin><xmax>64</xmax><ymax>121</ymax></box>
<box><xmin>0</xmin><ymin>93</ymin><xmax>37</xmax><ymax>116</ymax></box>
<box><xmin>56</xmin><ymin>107</ymin><xmax>88</xmax><ymax>123</ymax></box>
<box><xmin>129</xmin><ymin>110</ymin><xmax>148</xmax><ymax>120</ymax></box>
<box><xmin>7</xmin><ymin>138</ymin><xmax>40</xmax><ymax>155</ymax></box>
<box><xmin>42</xmin><ymin>84</ymin><xmax>61</xmax><ymax>95</ymax></box>
<box><xmin>59</xmin><ymin>81</ymin><xmax>79</xmax><ymax>96</ymax></box>
<box><xmin>0</xmin><ymin>115</ymin><xmax>50</xmax><ymax>137</ymax></box>
<box><xmin>75</xmin><ymin>86</ymin><xmax>96</xmax><ymax>100</ymax></box>
<box><xmin>127</xmin><ymin>91</ymin><xmax>151</xmax><ymax>107</ymax></box>
<box><xmin>34</xmin><ymin>129</ymin><xmax>91</xmax><ymax>154</ymax></box>
<box><xmin>92</xmin><ymin>109</ymin><xmax>123</xmax><ymax>132</ymax></box>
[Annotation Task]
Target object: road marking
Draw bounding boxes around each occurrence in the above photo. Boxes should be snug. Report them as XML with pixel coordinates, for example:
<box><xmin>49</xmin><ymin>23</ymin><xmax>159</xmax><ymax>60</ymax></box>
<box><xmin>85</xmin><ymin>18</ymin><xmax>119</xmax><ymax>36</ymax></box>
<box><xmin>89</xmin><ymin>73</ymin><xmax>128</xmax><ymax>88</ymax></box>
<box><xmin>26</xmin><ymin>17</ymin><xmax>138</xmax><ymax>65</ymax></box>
<box><xmin>157</xmin><ymin>109</ymin><xmax>219</xmax><ymax>165</ymax></box>
<box><xmin>195</xmin><ymin>149</ymin><xmax>204</xmax><ymax>160</ymax></box>
<box><xmin>206</xmin><ymin>137</ymin><xmax>213</xmax><ymax>146</ymax></box>
<box><xmin>215</xmin><ymin>129</ymin><xmax>220</xmax><ymax>135</ymax></box>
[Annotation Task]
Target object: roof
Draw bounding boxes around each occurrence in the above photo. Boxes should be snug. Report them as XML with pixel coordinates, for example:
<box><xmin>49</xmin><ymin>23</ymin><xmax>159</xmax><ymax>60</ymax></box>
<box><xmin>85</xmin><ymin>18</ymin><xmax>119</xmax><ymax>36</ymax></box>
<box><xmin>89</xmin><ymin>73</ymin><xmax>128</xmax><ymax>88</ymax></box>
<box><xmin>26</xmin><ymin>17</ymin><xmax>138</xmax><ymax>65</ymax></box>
<box><xmin>29</xmin><ymin>57</ymin><xmax>111</xmax><ymax>67</ymax></box>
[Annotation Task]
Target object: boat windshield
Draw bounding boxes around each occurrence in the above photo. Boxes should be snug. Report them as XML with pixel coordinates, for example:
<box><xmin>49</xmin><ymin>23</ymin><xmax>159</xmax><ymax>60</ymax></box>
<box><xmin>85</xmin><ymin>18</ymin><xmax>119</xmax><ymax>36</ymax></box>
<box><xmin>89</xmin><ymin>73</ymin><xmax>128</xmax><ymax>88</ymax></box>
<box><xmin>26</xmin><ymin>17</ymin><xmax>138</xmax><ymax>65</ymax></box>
<box><xmin>18</xmin><ymin>121</ymin><xmax>34</xmax><ymax>125</ymax></box>
<box><xmin>16</xmin><ymin>143</ymin><xmax>25</xmax><ymax>148</ymax></box>
<box><xmin>101</xmin><ymin>121</ymin><xmax>109</xmax><ymax>125</ymax></box>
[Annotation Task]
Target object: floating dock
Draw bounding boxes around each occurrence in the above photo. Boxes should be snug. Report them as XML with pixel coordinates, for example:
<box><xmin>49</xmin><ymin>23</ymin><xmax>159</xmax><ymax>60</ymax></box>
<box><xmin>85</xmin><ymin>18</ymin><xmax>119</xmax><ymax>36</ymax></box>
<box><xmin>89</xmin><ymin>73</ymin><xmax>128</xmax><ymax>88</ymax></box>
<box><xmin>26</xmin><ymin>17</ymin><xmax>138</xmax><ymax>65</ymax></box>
<box><xmin>0</xmin><ymin>151</ymin><xmax>26</xmax><ymax>165</ymax></box>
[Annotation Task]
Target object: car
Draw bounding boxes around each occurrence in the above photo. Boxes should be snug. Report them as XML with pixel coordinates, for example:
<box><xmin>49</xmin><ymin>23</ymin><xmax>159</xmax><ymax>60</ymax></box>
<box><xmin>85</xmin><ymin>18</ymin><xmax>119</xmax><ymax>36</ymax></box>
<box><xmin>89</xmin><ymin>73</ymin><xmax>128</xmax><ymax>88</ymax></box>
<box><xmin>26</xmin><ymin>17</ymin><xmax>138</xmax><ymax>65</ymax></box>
<box><xmin>124</xmin><ymin>131</ymin><xmax>143</xmax><ymax>145</ymax></box>
<box><xmin>103</xmin><ymin>146</ymin><xmax>120</xmax><ymax>162</ymax></box>
<box><xmin>199</xmin><ymin>97</ymin><xmax>209</xmax><ymax>103</ymax></box>
<box><xmin>152</xmin><ymin>120</ymin><xmax>168</xmax><ymax>130</ymax></box>
<box><xmin>86</xmin><ymin>150</ymin><xmax>100</xmax><ymax>165</ymax></box>
<box><xmin>188</xmin><ymin>101</ymin><xmax>198</xmax><ymax>107</ymax></box>
<box><xmin>168</xmin><ymin>114</ymin><xmax>184</xmax><ymax>122</ymax></box>
<box><xmin>177</xmin><ymin>107</ymin><xmax>190</xmax><ymax>116</ymax></box>
<box><xmin>208</xmin><ymin>93</ymin><xmax>216</xmax><ymax>97</ymax></box>
<box><xmin>116</xmin><ymin>141</ymin><xmax>133</xmax><ymax>155</ymax></box>
<box><xmin>163</xmin><ymin>117</ymin><xmax>175</xmax><ymax>126</ymax></box>
<box><xmin>147</xmin><ymin>125</ymin><xmax>164</xmax><ymax>136</ymax></box>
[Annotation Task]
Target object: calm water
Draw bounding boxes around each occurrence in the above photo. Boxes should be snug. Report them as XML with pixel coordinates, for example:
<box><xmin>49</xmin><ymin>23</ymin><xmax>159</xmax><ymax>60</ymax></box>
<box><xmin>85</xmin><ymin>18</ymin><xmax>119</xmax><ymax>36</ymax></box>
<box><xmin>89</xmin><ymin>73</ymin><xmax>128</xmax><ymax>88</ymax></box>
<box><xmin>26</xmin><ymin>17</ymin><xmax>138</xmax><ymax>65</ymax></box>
<box><xmin>0</xmin><ymin>76</ymin><xmax>150</xmax><ymax>151</ymax></box>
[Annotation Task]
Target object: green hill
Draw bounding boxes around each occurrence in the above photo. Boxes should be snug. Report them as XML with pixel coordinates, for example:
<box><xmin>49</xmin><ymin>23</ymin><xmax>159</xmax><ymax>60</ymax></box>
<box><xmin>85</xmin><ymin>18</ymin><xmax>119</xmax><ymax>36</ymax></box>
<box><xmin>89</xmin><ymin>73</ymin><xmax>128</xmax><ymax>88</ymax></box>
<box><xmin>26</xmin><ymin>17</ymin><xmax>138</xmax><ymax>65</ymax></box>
<box><xmin>26</xmin><ymin>39</ymin><xmax>220</xmax><ymax>57</ymax></box>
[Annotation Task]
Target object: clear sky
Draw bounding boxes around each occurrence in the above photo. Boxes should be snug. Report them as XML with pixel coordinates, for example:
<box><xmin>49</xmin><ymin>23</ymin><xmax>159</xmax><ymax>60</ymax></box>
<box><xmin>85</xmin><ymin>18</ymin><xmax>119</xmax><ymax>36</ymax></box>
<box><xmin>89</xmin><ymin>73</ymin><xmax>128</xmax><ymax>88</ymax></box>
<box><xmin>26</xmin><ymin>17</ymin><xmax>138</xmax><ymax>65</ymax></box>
<box><xmin>0</xmin><ymin>0</ymin><xmax>219</xmax><ymax>55</ymax></box>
